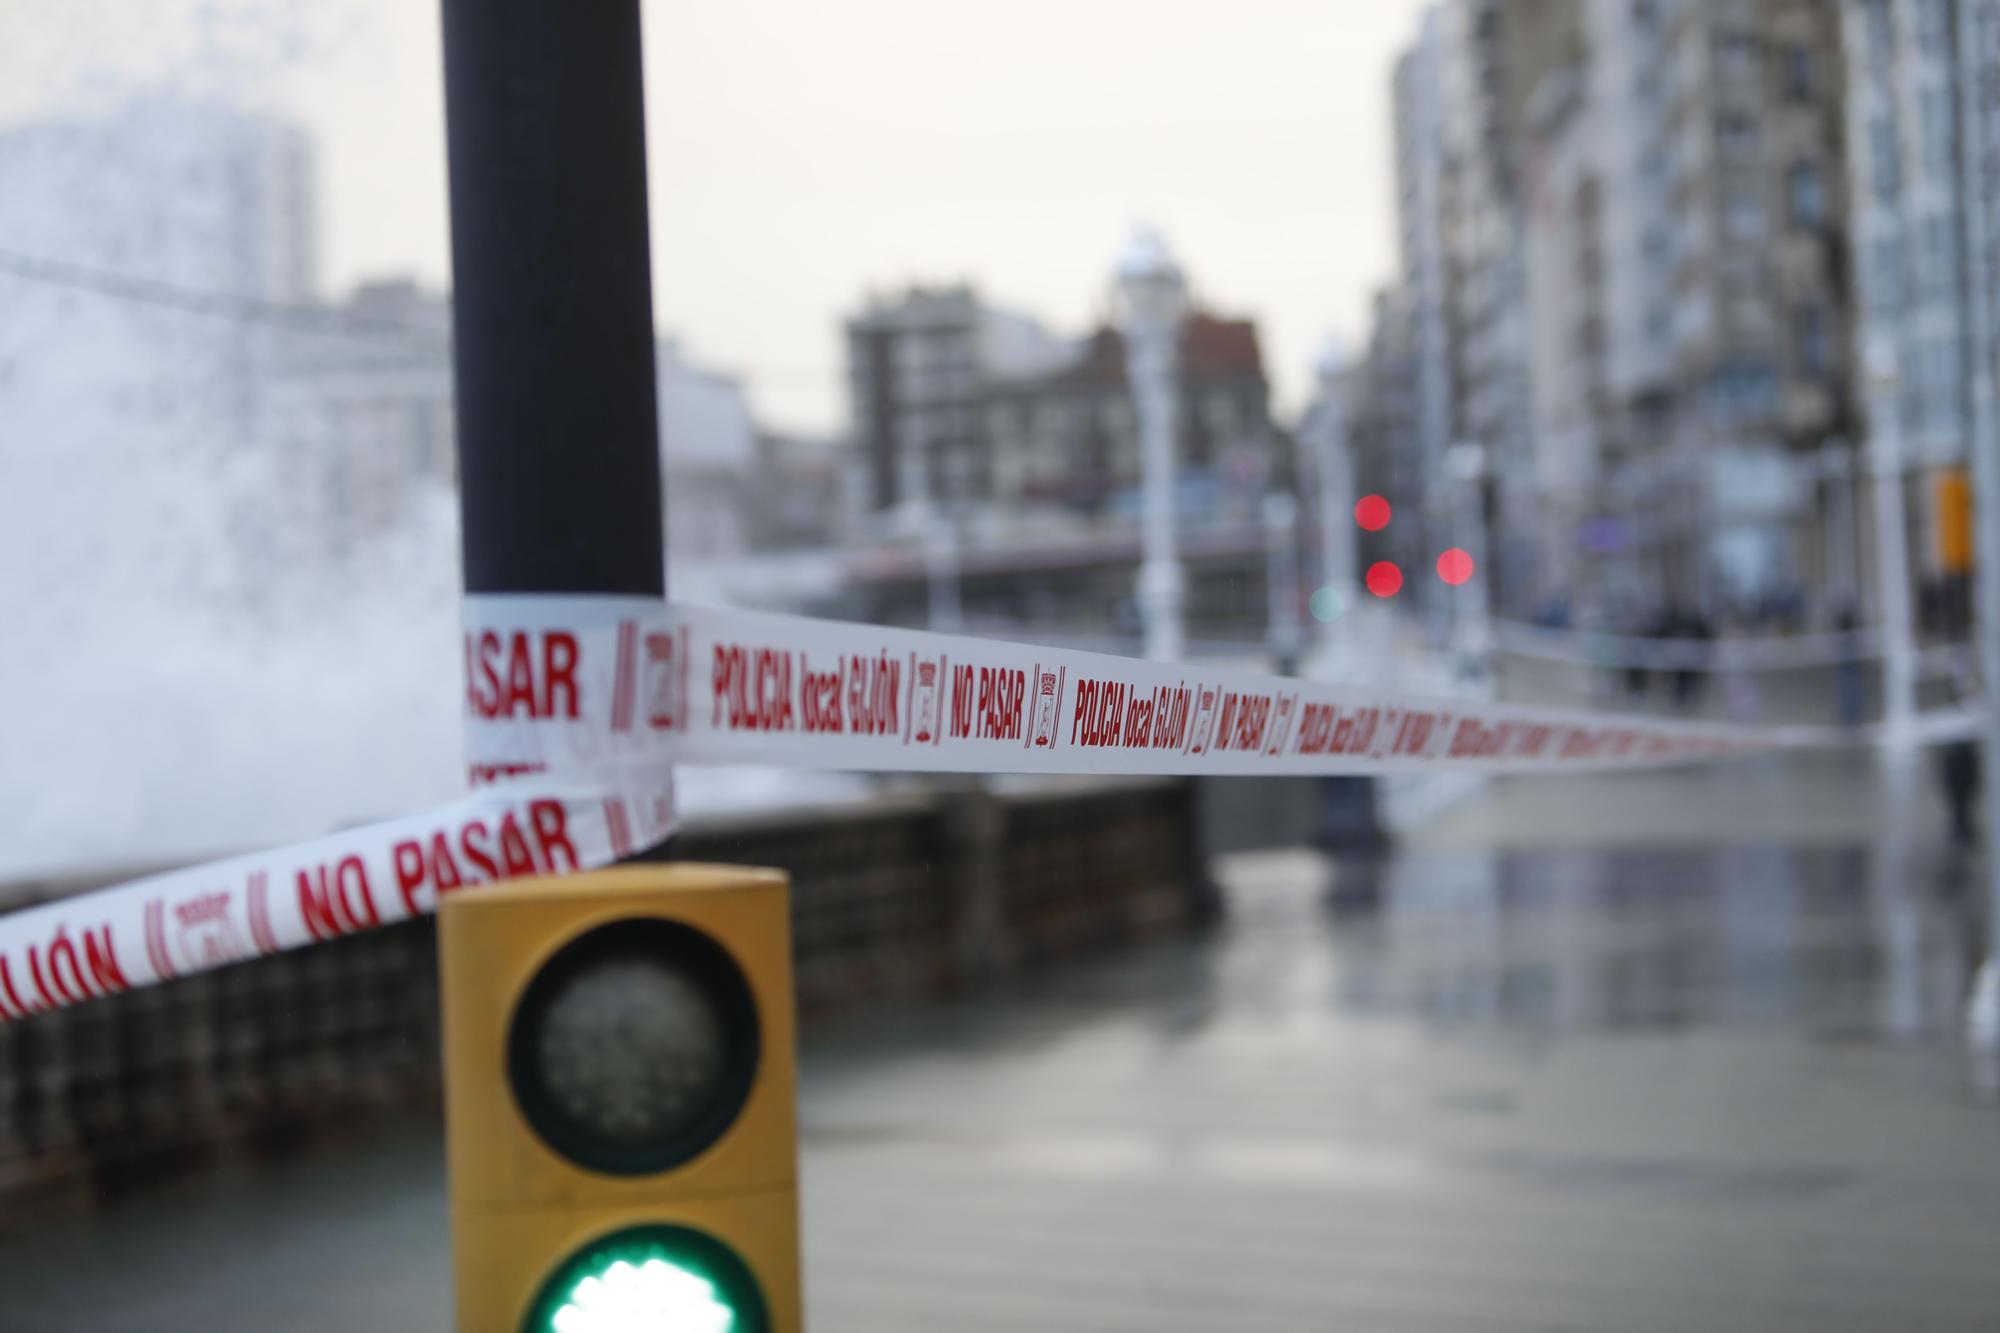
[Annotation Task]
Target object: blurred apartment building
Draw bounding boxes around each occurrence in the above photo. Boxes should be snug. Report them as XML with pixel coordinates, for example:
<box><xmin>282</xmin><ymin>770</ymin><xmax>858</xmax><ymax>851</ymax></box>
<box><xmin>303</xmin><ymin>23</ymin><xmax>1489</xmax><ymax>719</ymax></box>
<box><xmin>844</xmin><ymin>287</ymin><xmax>1069</xmax><ymax>517</ymax></box>
<box><xmin>1330</xmin><ymin>1</ymin><xmax>1587</xmax><ymax>625</ymax></box>
<box><xmin>1379</xmin><ymin>9</ymin><xmax>1457</xmax><ymax>621</ymax></box>
<box><xmin>751</xmin><ymin>429</ymin><xmax>845</xmax><ymax>552</ymax></box>
<box><xmin>266</xmin><ymin>300</ymin><xmax>812</xmax><ymax>562</ymax></box>
<box><xmin>1360</xmin><ymin>0</ymin><xmax>2000</xmax><ymax>630</ymax></box>
<box><xmin>0</xmin><ymin>96</ymin><xmax>318</xmax><ymax>451</ymax></box>
<box><xmin>842</xmin><ymin>284</ymin><xmax>1286</xmax><ymax>536</ymax></box>
<box><xmin>0</xmin><ymin>90</ymin><xmax>822</xmax><ymax>573</ymax></box>
<box><xmin>1661</xmin><ymin>0</ymin><xmax>1852</xmax><ymax>617</ymax></box>
<box><xmin>1530</xmin><ymin>0</ymin><xmax>1852</xmax><ymax>618</ymax></box>
<box><xmin>263</xmin><ymin>279</ymin><xmax>455</xmax><ymax>557</ymax></box>
<box><xmin>1445</xmin><ymin>0</ymin><xmax>1581</xmax><ymax>614</ymax></box>
<box><xmin>1841</xmin><ymin>0</ymin><xmax>2000</xmax><ymax>634</ymax></box>
<box><xmin>656</xmin><ymin>338</ymin><xmax>841</xmax><ymax>559</ymax></box>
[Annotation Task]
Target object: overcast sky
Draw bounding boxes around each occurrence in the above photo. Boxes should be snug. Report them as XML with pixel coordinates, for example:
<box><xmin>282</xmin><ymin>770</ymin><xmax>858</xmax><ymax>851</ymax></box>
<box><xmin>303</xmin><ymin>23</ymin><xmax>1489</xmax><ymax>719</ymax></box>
<box><xmin>2</xmin><ymin>0</ymin><xmax>1427</xmax><ymax>435</ymax></box>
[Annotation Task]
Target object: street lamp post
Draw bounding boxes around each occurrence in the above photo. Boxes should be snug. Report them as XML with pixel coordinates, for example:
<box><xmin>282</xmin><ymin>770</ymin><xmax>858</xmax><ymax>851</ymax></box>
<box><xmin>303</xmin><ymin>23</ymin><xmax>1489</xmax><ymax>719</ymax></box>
<box><xmin>924</xmin><ymin>509</ymin><xmax>962</xmax><ymax>634</ymax></box>
<box><xmin>879</xmin><ymin>413</ymin><xmax>958</xmax><ymax>633</ymax></box>
<box><xmin>1263</xmin><ymin>493</ymin><xmax>1302</xmax><ymax>672</ymax></box>
<box><xmin>1117</xmin><ymin>226</ymin><xmax>1188</xmax><ymax>662</ymax></box>
<box><xmin>879</xmin><ymin>501</ymin><xmax>960</xmax><ymax>633</ymax></box>
<box><xmin>1309</xmin><ymin>339</ymin><xmax>1357</xmax><ymax>674</ymax></box>
<box><xmin>1446</xmin><ymin>440</ymin><xmax>1494</xmax><ymax>682</ymax></box>
<box><xmin>1865</xmin><ymin>339</ymin><xmax>1918</xmax><ymax>750</ymax></box>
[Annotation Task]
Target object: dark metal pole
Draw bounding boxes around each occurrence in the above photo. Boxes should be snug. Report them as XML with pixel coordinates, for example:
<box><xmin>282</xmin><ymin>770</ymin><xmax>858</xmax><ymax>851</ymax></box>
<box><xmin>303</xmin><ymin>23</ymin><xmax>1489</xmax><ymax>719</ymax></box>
<box><xmin>442</xmin><ymin>0</ymin><xmax>663</xmax><ymax>596</ymax></box>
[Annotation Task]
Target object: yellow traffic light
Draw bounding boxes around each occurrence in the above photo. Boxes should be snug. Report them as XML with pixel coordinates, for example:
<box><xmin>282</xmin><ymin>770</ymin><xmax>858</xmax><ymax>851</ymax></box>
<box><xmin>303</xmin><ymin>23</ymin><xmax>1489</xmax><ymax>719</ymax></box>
<box><xmin>1936</xmin><ymin>467</ymin><xmax>1974</xmax><ymax>575</ymax></box>
<box><xmin>440</xmin><ymin>864</ymin><xmax>800</xmax><ymax>1332</ymax></box>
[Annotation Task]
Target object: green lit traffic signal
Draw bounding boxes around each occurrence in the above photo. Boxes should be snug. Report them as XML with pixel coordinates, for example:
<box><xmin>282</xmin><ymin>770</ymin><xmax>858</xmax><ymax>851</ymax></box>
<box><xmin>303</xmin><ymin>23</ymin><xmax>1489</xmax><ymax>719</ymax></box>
<box><xmin>526</xmin><ymin>1224</ymin><xmax>768</xmax><ymax>1332</ymax></box>
<box><xmin>439</xmin><ymin>866</ymin><xmax>801</xmax><ymax>1331</ymax></box>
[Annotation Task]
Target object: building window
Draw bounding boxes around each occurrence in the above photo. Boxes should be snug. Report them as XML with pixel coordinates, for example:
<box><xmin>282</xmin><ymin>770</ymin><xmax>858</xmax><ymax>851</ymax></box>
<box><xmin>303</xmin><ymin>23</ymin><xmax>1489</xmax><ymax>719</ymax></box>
<box><xmin>1926</xmin><ymin>212</ymin><xmax>1961</xmax><ymax>293</ymax></box>
<box><xmin>1711</xmin><ymin>363</ymin><xmax>1777</xmax><ymax>422</ymax></box>
<box><xmin>1719</xmin><ymin>114</ymin><xmax>1759</xmax><ymax>157</ymax></box>
<box><xmin>1919</xmin><ymin>0</ymin><xmax>1950</xmax><ymax>56</ymax></box>
<box><xmin>1716</xmin><ymin>32</ymin><xmax>1760</xmax><ymax>81</ymax></box>
<box><xmin>1870</xmin><ymin>113</ymin><xmax>1901</xmax><ymax>201</ymax></box>
<box><xmin>1862</xmin><ymin>0</ymin><xmax>1893</xmax><ymax>58</ymax></box>
<box><xmin>1675</xmin><ymin>292</ymin><xmax>1713</xmax><ymax>344</ymax></box>
<box><xmin>1734</xmin><ymin>295</ymin><xmax>1778</xmax><ymax>347</ymax></box>
<box><xmin>1903</xmin><ymin>378</ymin><xmax>1926</xmax><ymax>434</ymax></box>
<box><xmin>1871</xmin><ymin>234</ymin><xmax>1906</xmax><ymax>311</ymax></box>
<box><xmin>1784</xmin><ymin>44</ymin><xmax>1816</xmax><ymax>102</ymax></box>
<box><xmin>1789</xmin><ymin>162</ymin><xmax>1826</xmax><ymax>227</ymax></box>
<box><xmin>1725</xmin><ymin>187</ymin><xmax>1767</xmax><ymax>241</ymax></box>
<box><xmin>1929</xmin><ymin>334</ymin><xmax>1963</xmax><ymax>412</ymax></box>
<box><xmin>1796</xmin><ymin>305</ymin><xmax>1831</xmax><ymax>375</ymax></box>
<box><xmin>1923</xmin><ymin>86</ymin><xmax>1955</xmax><ymax>176</ymax></box>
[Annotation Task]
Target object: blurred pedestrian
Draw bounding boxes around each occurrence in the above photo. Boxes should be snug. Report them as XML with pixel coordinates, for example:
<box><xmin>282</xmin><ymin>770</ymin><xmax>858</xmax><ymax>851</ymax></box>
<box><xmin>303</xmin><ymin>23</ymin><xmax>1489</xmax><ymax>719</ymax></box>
<box><xmin>1671</xmin><ymin>607</ymin><xmax>1712</xmax><ymax>713</ymax></box>
<box><xmin>1937</xmin><ymin>656</ymin><xmax>1983</xmax><ymax>848</ymax></box>
<box><xmin>1940</xmin><ymin>740</ymin><xmax>1979</xmax><ymax>846</ymax></box>
<box><xmin>1623</xmin><ymin>654</ymin><xmax>1649</xmax><ymax>699</ymax></box>
<box><xmin>1625</xmin><ymin>605</ymin><xmax>1664</xmax><ymax>699</ymax></box>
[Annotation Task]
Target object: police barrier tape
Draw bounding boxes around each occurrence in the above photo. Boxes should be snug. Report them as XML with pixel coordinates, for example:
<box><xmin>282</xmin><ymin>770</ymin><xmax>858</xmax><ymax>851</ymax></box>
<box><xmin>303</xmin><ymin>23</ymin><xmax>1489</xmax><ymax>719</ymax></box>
<box><xmin>0</xmin><ymin>595</ymin><xmax>1935</xmax><ymax>1021</ymax></box>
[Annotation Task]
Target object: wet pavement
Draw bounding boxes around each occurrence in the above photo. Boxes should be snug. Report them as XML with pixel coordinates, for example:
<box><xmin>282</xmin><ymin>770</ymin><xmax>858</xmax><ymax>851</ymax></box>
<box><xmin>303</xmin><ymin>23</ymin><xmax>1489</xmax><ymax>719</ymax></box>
<box><xmin>1</xmin><ymin>753</ymin><xmax>1998</xmax><ymax>1330</ymax></box>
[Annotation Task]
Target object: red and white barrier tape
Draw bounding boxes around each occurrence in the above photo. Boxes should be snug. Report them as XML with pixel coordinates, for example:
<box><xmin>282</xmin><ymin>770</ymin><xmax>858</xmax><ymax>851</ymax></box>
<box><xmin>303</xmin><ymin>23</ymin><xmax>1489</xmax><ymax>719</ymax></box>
<box><xmin>0</xmin><ymin>596</ymin><xmax>1946</xmax><ymax>1020</ymax></box>
<box><xmin>653</xmin><ymin>600</ymin><xmax>1779</xmax><ymax>774</ymax></box>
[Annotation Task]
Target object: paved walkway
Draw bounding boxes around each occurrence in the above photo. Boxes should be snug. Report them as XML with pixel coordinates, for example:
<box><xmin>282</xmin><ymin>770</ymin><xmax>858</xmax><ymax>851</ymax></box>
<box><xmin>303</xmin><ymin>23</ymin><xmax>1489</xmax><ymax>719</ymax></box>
<box><xmin>799</xmin><ymin>842</ymin><xmax>1999</xmax><ymax>1332</ymax></box>
<box><xmin>1425</xmin><ymin>747</ymin><xmax>1972</xmax><ymax>851</ymax></box>
<box><xmin>1</xmin><ymin>753</ymin><xmax>1997</xmax><ymax>1330</ymax></box>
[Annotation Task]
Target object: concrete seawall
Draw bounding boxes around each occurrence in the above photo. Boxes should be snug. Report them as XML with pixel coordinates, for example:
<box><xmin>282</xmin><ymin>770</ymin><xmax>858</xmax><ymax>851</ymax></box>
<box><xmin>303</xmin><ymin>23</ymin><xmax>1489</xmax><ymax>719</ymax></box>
<box><xmin>0</xmin><ymin>777</ymin><xmax>1209</xmax><ymax>1210</ymax></box>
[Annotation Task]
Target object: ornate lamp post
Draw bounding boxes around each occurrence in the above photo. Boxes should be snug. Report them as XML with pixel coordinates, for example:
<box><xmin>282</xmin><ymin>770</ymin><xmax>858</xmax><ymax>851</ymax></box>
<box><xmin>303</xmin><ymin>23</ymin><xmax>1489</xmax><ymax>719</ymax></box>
<box><xmin>1306</xmin><ymin>339</ymin><xmax>1358</xmax><ymax>674</ymax></box>
<box><xmin>1116</xmin><ymin>226</ymin><xmax>1189</xmax><ymax>662</ymax></box>
<box><xmin>1263</xmin><ymin>493</ymin><xmax>1302</xmax><ymax>671</ymax></box>
<box><xmin>1865</xmin><ymin>338</ymin><xmax>1917</xmax><ymax>749</ymax></box>
<box><xmin>1445</xmin><ymin>439</ymin><xmax>1493</xmax><ymax>682</ymax></box>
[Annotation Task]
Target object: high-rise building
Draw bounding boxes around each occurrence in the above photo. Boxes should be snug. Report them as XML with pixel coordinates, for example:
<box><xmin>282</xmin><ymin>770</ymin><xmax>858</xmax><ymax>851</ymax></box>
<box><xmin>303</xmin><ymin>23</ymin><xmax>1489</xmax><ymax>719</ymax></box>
<box><xmin>1650</xmin><ymin>0</ymin><xmax>1852</xmax><ymax>611</ymax></box>
<box><xmin>1524</xmin><ymin>0</ymin><xmax>1845</xmax><ymax>616</ymax></box>
<box><xmin>1393</xmin><ymin>11</ymin><xmax>1457</xmax><ymax>601</ymax></box>
<box><xmin>1442</xmin><ymin>0</ymin><xmax>1582</xmax><ymax>549</ymax></box>
<box><xmin>1588</xmin><ymin>0</ymin><xmax>1679</xmax><ymax>420</ymax></box>
<box><xmin>1404</xmin><ymin>0</ymin><xmax>1862</xmax><ymax>620</ymax></box>
<box><xmin>1394</xmin><ymin>1</ymin><xmax>1582</xmax><ymax>616</ymax></box>
<box><xmin>1523</xmin><ymin>64</ymin><xmax>1607</xmax><ymax>608</ymax></box>
<box><xmin>1841</xmin><ymin>0</ymin><xmax>2000</xmax><ymax>630</ymax></box>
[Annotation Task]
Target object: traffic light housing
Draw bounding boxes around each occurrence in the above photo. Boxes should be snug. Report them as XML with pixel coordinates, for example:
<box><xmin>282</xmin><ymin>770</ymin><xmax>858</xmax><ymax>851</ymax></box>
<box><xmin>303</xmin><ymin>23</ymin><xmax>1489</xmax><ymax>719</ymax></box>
<box><xmin>440</xmin><ymin>864</ymin><xmax>800</xmax><ymax>1331</ymax></box>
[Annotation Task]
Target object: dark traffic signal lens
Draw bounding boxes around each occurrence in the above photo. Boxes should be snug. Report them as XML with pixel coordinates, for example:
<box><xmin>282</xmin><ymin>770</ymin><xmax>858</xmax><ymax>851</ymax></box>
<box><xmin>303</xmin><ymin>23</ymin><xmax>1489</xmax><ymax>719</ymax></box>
<box><xmin>508</xmin><ymin>918</ymin><xmax>760</xmax><ymax>1175</ymax></box>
